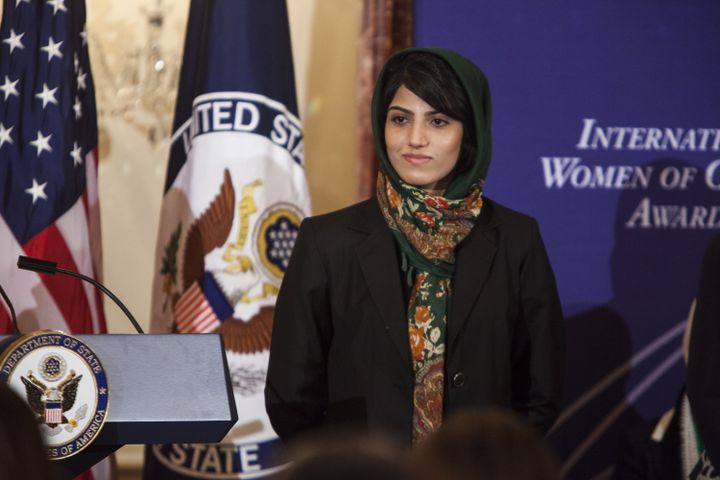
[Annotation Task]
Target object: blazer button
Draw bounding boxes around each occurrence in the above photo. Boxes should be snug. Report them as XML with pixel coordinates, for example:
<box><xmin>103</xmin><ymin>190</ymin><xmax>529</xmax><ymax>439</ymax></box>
<box><xmin>451</xmin><ymin>372</ymin><xmax>465</xmax><ymax>388</ymax></box>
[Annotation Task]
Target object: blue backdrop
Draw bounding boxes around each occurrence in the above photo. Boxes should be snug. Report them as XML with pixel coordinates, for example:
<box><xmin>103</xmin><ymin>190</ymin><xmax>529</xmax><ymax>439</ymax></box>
<box><xmin>414</xmin><ymin>1</ymin><xmax>720</xmax><ymax>477</ymax></box>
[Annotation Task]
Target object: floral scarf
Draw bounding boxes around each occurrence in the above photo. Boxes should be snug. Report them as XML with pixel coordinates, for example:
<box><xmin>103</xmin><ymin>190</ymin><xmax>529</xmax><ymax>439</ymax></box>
<box><xmin>376</xmin><ymin>171</ymin><xmax>483</xmax><ymax>443</ymax></box>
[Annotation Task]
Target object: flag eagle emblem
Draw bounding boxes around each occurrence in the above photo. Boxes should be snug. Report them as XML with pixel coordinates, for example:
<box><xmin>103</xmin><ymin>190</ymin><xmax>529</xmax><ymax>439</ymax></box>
<box><xmin>164</xmin><ymin>169</ymin><xmax>302</xmax><ymax>354</ymax></box>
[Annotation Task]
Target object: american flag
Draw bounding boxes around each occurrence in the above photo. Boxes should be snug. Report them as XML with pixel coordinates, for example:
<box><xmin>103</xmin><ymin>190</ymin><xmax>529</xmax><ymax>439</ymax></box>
<box><xmin>0</xmin><ymin>0</ymin><xmax>106</xmax><ymax>337</ymax></box>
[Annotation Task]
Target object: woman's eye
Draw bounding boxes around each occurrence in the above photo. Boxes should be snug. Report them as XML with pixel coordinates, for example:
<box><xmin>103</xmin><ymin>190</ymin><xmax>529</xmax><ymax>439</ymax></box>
<box><xmin>390</xmin><ymin>115</ymin><xmax>408</xmax><ymax>125</ymax></box>
<box><xmin>431</xmin><ymin>118</ymin><xmax>449</xmax><ymax>127</ymax></box>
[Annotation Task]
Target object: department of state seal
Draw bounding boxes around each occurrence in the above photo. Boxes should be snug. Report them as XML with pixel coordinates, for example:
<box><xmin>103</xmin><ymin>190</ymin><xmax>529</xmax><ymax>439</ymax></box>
<box><xmin>0</xmin><ymin>331</ymin><xmax>109</xmax><ymax>460</ymax></box>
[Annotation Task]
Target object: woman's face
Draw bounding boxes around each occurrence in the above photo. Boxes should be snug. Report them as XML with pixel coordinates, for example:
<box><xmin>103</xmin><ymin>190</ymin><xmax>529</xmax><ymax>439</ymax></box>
<box><xmin>384</xmin><ymin>85</ymin><xmax>463</xmax><ymax>195</ymax></box>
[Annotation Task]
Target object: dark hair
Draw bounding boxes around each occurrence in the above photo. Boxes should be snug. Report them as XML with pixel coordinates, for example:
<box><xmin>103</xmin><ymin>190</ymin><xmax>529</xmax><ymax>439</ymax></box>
<box><xmin>0</xmin><ymin>383</ymin><xmax>56</xmax><ymax>479</ymax></box>
<box><xmin>281</xmin><ymin>451</ymin><xmax>410</xmax><ymax>480</ymax></box>
<box><xmin>278</xmin><ymin>429</ymin><xmax>410</xmax><ymax>480</ymax></box>
<box><xmin>380</xmin><ymin>52</ymin><xmax>477</xmax><ymax>175</ymax></box>
<box><xmin>410</xmin><ymin>407</ymin><xmax>560</xmax><ymax>480</ymax></box>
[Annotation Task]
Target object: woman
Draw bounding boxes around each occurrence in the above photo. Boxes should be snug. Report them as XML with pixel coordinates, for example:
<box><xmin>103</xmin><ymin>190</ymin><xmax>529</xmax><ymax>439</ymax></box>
<box><xmin>265</xmin><ymin>48</ymin><xmax>565</xmax><ymax>445</ymax></box>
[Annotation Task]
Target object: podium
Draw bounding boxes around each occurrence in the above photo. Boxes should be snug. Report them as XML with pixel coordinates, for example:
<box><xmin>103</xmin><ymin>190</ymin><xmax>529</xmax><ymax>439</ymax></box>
<box><xmin>0</xmin><ymin>333</ymin><xmax>238</xmax><ymax>480</ymax></box>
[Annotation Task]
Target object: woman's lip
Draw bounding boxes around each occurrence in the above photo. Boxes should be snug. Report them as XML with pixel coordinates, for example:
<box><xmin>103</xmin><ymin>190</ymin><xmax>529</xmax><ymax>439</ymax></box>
<box><xmin>402</xmin><ymin>154</ymin><xmax>432</xmax><ymax>165</ymax></box>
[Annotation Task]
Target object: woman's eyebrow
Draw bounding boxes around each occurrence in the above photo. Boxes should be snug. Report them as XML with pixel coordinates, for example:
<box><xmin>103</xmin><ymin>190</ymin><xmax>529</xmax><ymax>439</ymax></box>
<box><xmin>388</xmin><ymin>105</ymin><xmax>442</xmax><ymax>116</ymax></box>
<box><xmin>388</xmin><ymin>105</ymin><xmax>413</xmax><ymax>115</ymax></box>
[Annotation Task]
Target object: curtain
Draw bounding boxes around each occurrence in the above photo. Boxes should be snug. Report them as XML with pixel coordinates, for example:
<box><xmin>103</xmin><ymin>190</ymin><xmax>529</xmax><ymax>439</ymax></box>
<box><xmin>356</xmin><ymin>0</ymin><xmax>413</xmax><ymax>200</ymax></box>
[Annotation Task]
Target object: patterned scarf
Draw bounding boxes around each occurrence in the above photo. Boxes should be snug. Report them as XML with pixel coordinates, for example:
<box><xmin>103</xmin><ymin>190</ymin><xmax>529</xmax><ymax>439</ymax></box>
<box><xmin>376</xmin><ymin>171</ymin><xmax>483</xmax><ymax>443</ymax></box>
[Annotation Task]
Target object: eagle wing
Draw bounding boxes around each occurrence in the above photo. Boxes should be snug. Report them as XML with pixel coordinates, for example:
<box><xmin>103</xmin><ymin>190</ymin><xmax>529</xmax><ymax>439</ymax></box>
<box><xmin>182</xmin><ymin>169</ymin><xmax>236</xmax><ymax>290</ymax></box>
<box><xmin>21</xmin><ymin>377</ymin><xmax>45</xmax><ymax>415</ymax></box>
<box><xmin>219</xmin><ymin>306</ymin><xmax>273</xmax><ymax>354</ymax></box>
<box><xmin>61</xmin><ymin>375</ymin><xmax>83</xmax><ymax>412</ymax></box>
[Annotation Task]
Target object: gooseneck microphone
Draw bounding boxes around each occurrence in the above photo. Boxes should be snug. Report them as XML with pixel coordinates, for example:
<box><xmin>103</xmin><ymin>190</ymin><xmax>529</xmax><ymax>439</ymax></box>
<box><xmin>17</xmin><ymin>255</ymin><xmax>145</xmax><ymax>334</ymax></box>
<box><xmin>0</xmin><ymin>283</ymin><xmax>20</xmax><ymax>334</ymax></box>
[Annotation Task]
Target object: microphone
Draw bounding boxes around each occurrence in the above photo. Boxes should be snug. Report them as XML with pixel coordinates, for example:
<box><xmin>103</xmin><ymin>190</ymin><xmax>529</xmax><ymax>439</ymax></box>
<box><xmin>0</xmin><ymin>282</ymin><xmax>20</xmax><ymax>335</ymax></box>
<box><xmin>17</xmin><ymin>255</ymin><xmax>145</xmax><ymax>334</ymax></box>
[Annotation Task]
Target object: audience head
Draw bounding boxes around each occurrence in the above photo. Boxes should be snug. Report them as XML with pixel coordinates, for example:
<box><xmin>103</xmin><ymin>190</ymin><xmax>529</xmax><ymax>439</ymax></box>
<box><xmin>278</xmin><ymin>428</ymin><xmax>410</xmax><ymax>480</ymax></box>
<box><xmin>411</xmin><ymin>406</ymin><xmax>561</xmax><ymax>480</ymax></box>
<box><xmin>0</xmin><ymin>382</ymin><xmax>55</xmax><ymax>479</ymax></box>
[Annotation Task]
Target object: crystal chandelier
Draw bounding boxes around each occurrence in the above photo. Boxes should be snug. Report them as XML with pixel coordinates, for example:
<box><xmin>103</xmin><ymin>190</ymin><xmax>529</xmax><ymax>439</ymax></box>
<box><xmin>91</xmin><ymin>1</ymin><xmax>181</xmax><ymax>145</ymax></box>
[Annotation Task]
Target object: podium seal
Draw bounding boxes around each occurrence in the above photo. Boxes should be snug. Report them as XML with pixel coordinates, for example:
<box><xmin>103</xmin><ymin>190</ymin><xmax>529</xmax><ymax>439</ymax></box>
<box><xmin>0</xmin><ymin>331</ymin><xmax>109</xmax><ymax>460</ymax></box>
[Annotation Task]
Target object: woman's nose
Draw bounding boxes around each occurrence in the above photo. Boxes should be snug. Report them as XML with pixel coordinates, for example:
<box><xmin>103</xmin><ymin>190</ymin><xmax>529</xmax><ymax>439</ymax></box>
<box><xmin>408</xmin><ymin>123</ymin><xmax>428</xmax><ymax>148</ymax></box>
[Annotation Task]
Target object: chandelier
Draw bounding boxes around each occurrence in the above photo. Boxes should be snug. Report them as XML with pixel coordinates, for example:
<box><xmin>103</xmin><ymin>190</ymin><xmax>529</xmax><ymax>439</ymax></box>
<box><xmin>90</xmin><ymin>1</ymin><xmax>181</xmax><ymax>146</ymax></box>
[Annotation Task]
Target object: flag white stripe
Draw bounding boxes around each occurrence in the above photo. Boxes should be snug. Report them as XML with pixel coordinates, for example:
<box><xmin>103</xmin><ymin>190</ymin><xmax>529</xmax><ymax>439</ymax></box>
<box><xmin>85</xmin><ymin>149</ymin><xmax>99</xmax><ymax>208</ymax></box>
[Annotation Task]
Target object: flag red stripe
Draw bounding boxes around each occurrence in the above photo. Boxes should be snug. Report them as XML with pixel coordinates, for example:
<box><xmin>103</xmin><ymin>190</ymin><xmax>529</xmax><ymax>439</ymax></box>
<box><xmin>0</xmin><ymin>304</ymin><xmax>11</xmax><ymax>333</ymax></box>
<box><xmin>23</xmin><ymin>225</ymin><xmax>95</xmax><ymax>334</ymax></box>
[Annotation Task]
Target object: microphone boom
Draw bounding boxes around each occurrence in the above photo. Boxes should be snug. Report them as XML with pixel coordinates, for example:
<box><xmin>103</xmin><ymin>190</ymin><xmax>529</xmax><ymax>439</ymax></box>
<box><xmin>17</xmin><ymin>255</ymin><xmax>145</xmax><ymax>334</ymax></box>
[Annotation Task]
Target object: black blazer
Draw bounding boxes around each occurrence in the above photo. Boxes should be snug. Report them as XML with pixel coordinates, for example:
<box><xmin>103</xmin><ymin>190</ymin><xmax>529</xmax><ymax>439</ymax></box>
<box><xmin>265</xmin><ymin>197</ymin><xmax>565</xmax><ymax>444</ymax></box>
<box><xmin>687</xmin><ymin>234</ymin><xmax>720</xmax><ymax>469</ymax></box>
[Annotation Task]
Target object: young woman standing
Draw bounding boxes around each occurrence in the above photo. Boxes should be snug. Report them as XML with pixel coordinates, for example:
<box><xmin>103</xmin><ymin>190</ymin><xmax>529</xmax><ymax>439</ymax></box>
<box><xmin>265</xmin><ymin>48</ymin><xmax>565</xmax><ymax>445</ymax></box>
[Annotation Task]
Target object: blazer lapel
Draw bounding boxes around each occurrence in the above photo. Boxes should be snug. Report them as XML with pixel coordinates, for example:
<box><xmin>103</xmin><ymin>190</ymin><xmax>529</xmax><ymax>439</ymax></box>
<box><xmin>353</xmin><ymin>200</ymin><xmax>411</xmax><ymax>367</ymax></box>
<box><xmin>449</xmin><ymin>200</ymin><xmax>500</xmax><ymax>347</ymax></box>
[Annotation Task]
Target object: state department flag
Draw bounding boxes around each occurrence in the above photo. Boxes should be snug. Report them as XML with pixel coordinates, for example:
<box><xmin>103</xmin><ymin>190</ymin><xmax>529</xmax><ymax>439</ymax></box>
<box><xmin>146</xmin><ymin>1</ymin><xmax>310</xmax><ymax>478</ymax></box>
